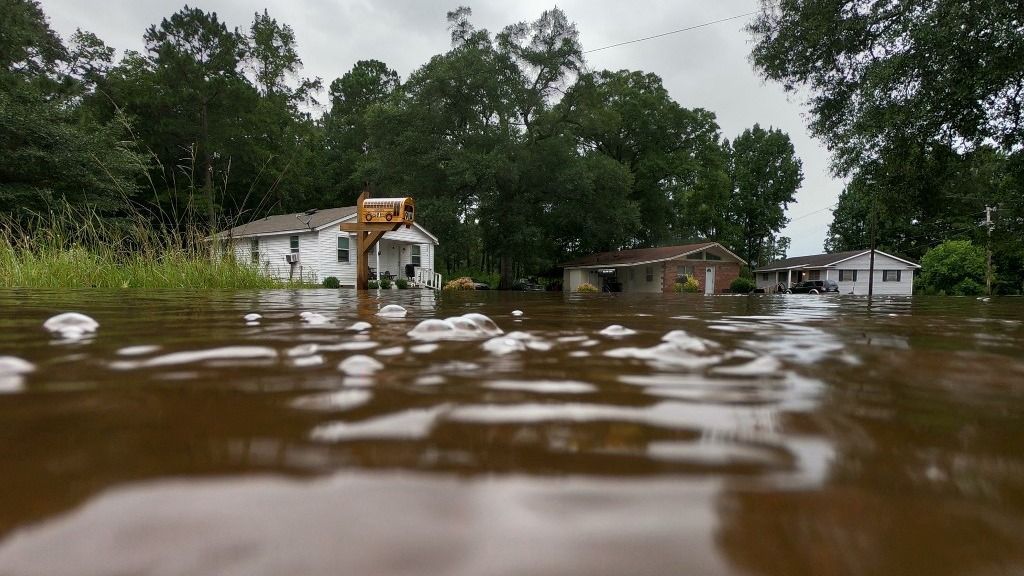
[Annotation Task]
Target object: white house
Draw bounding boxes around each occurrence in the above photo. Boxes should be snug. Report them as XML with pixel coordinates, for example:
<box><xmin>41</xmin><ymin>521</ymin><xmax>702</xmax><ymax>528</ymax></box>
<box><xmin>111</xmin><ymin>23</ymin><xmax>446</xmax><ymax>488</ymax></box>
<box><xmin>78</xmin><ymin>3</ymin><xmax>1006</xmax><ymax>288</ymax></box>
<box><xmin>217</xmin><ymin>206</ymin><xmax>441</xmax><ymax>288</ymax></box>
<box><xmin>754</xmin><ymin>249</ymin><xmax>920</xmax><ymax>295</ymax></box>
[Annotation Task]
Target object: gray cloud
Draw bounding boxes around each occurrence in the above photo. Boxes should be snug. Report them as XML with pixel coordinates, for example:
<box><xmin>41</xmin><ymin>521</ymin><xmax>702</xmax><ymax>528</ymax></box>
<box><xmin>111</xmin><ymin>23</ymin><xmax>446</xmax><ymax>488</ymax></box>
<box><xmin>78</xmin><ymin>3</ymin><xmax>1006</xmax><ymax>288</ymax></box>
<box><xmin>40</xmin><ymin>0</ymin><xmax>843</xmax><ymax>256</ymax></box>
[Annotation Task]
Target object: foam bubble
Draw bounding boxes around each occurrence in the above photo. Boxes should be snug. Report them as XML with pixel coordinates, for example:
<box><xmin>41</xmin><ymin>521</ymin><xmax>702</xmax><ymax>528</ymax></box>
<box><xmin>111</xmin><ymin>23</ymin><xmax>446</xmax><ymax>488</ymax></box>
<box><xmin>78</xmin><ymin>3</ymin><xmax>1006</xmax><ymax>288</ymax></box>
<box><xmin>299</xmin><ymin>312</ymin><xmax>330</xmax><ymax>325</ymax></box>
<box><xmin>376</xmin><ymin>346</ymin><xmax>404</xmax><ymax>357</ymax></box>
<box><xmin>43</xmin><ymin>312</ymin><xmax>98</xmax><ymax>340</ymax></box>
<box><xmin>661</xmin><ymin>330</ymin><xmax>719</xmax><ymax>353</ymax></box>
<box><xmin>376</xmin><ymin>305</ymin><xmax>407</xmax><ymax>318</ymax></box>
<box><xmin>0</xmin><ymin>356</ymin><xmax>34</xmax><ymax>394</ymax></box>
<box><xmin>408</xmin><ymin>314</ymin><xmax>503</xmax><ymax>341</ymax></box>
<box><xmin>347</xmin><ymin>321</ymin><xmax>372</xmax><ymax>331</ymax></box>
<box><xmin>511</xmin><ymin>310</ymin><xmax>524</xmax><ymax>317</ymax></box>
<box><xmin>410</xmin><ymin>343</ymin><xmax>439</xmax><ymax>354</ymax></box>
<box><xmin>482</xmin><ymin>331</ymin><xmax>550</xmax><ymax>355</ymax></box>
<box><xmin>243</xmin><ymin>313</ymin><xmax>262</xmax><ymax>322</ymax></box>
<box><xmin>112</xmin><ymin>346</ymin><xmax>278</xmax><ymax>369</ymax></box>
<box><xmin>292</xmin><ymin>390</ymin><xmax>371</xmax><ymax>412</ymax></box>
<box><xmin>338</xmin><ymin>355</ymin><xmax>384</xmax><ymax>376</ymax></box>
<box><xmin>599</xmin><ymin>325</ymin><xmax>637</xmax><ymax>337</ymax></box>
<box><xmin>711</xmin><ymin>355</ymin><xmax>783</xmax><ymax>376</ymax></box>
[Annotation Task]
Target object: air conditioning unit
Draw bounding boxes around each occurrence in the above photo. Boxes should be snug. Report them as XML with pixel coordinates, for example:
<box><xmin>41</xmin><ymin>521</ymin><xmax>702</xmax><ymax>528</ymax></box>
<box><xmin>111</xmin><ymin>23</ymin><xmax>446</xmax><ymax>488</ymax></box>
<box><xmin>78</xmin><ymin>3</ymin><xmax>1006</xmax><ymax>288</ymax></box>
<box><xmin>285</xmin><ymin>253</ymin><xmax>300</xmax><ymax>264</ymax></box>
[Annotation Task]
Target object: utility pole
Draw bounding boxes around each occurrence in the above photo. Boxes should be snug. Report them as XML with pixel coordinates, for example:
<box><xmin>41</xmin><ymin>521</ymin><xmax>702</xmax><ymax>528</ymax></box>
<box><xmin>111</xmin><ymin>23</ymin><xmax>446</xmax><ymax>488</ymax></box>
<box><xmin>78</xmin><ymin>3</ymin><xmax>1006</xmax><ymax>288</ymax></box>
<box><xmin>985</xmin><ymin>205</ymin><xmax>997</xmax><ymax>295</ymax></box>
<box><xmin>868</xmin><ymin>183</ymin><xmax>877</xmax><ymax>298</ymax></box>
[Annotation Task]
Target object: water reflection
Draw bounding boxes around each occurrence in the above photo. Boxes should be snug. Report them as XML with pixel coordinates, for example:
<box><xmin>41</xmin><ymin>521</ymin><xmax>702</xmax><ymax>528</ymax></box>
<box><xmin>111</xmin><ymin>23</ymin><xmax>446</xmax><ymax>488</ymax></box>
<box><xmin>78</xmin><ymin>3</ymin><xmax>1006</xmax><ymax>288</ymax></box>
<box><xmin>0</xmin><ymin>290</ymin><xmax>1022</xmax><ymax>575</ymax></box>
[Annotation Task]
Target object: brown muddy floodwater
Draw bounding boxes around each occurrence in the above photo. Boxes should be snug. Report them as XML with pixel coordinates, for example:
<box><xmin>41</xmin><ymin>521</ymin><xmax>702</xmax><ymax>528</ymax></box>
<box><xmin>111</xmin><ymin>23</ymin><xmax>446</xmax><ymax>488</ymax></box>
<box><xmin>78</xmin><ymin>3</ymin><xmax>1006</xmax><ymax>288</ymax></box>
<box><xmin>1</xmin><ymin>289</ymin><xmax>1023</xmax><ymax>576</ymax></box>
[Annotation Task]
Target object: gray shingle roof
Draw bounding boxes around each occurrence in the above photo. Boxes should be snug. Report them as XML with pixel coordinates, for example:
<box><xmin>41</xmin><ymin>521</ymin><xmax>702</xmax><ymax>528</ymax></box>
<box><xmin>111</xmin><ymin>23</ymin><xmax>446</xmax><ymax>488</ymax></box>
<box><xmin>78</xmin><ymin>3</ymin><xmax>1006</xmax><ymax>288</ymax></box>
<box><xmin>217</xmin><ymin>206</ymin><xmax>357</xmax><ymax>238</ymax></box>
<box><xmin>561</xmin><ymin>242</ymin><xmax>723</xmax><ymax>268</ymax></box>
<box><xmin>756</xmin><ymin>250</ymin><xmax>919</xmax><ymax>272</ymax></box>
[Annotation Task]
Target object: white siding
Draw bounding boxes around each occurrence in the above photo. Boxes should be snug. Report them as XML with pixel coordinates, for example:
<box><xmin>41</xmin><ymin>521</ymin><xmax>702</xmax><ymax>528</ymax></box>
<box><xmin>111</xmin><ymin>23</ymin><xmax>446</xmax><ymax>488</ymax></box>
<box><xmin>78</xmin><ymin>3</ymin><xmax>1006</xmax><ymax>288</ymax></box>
<box><xmin>830</xmin><ymin>253</ymin><xmax>915</xmax><ymax>295</ymax></box>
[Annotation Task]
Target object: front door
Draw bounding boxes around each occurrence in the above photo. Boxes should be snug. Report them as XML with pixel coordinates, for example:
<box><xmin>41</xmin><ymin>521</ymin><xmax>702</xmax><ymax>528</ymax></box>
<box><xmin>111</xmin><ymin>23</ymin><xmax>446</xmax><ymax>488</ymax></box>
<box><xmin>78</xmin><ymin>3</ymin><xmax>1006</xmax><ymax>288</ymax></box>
<box><xmin>704</xmin><ymin>266</ymin><xmax>715</xmax><ymax>295</ymax></box>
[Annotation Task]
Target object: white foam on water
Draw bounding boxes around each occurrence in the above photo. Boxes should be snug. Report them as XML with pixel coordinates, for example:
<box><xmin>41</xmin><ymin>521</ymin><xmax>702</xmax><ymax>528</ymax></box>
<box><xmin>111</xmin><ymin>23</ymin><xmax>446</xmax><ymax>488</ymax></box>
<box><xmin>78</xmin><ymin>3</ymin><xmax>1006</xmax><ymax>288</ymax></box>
<box><xmin>347</xmin><ymin>321</ymin><xmax>372</xmax><ymax>331</ymax></box>
<box><xmin>661</xmin><ymin>330</ymin><xmax>719</xmax><ymax>353</ymax></box>
<box><xmin>485</xmin><ymin>380</ymin><xmax>596</xmax><ymax>394</ymax></box>
<box><xmin>243</xmin><ymin>313</ymin><xmax>262</xmax><ymax>322</ymax></box>
<box><xmin>416</xmin><ymin>374</ymin><xmax>445</xmax><ymax>386</ymax></box>
<box><xmin>482</xmin><ymin>331</ymin><xmax>550</xmax><ymax>355</ymax></box>
<box><xmin>557</xmin><ymin>335</ymin><xmax>588</xmax><ymax>343</ymax></box>
<box><xmin>338</xmin><ymin>355</ymin><xmax>384</xmax><ymax>376</ymax></box>
<box><xmin>311</xmin><ymin>407</ymin><xmax>444</xmax><ymax>441</ymax></box>
<box><xmin>376</xmin><ymin>305</ymin><xmax>407</xmax><ymax>318</ymax></box>
<box><xmin>711</xmin><ymin>355</ymin><xmax>783</xmax><ymax>376</ymax></box>
<box><xmin>112</xmin><ymin>346</ymin><xmax>278</xmax><ymax>369</ymax></box>
<box><xmin>291</xmin><ymin>354</ymin><xmax>325</xmax><ymax>367</ymax></box>
<box><xmin>322</xmin><ymin>342</ymin><xmax>379</xmax><ymax>352</ymax></box>
<box><xmin>299</xmin><ymin>312</ymin><xmax>331</xmax><ymax>325</ymax></box>
<box><xmin>568</xmin><ymin>351</ymin><xmax>590</xmax><ymax>358</ymax></box>
<box><xmin>291</xmin><ymin>390</ymin><xmax>371</xmax><ymax>412</ymax></box>
<box><xmin>116</xmin><ymin>345</ymin><xmax>161</xmax><ymax>356</ymax></box>
<box><xmin>407</xmin><ymin>313</ymin><xmax>503</xmax><ymax>341</ymax></box>
<box><xmin>511</xmin><ymin>310</ymin><xmax>524</xmax><ymax>317</ymax></box>
<box><xmin>286</xmin><ymin>343</ymin><xmax>319</xmax><ymax>357</ymax></box>
<box><xmin>376</xmin><ymin>346</ymin><xmax>404</xmax><ymax>357</ymax></box>
<box><xmin>0</xmin><ymin>356</ymin><xmax>34</xmax><ymax>394</ymax></box>
<box><xmin>410</xmin><ymin>343</ymin><xmax>439</xmax><ymax>354</ymax></box>
<box><xmin>42</xmin><ymin>312</ymin><xmax>98</xmax><ymax>340</ymax></box>
<box><xmin>599</xmin><ymin>325</ymin><xmax>637</xmax><ymax>337</ymax></box>
<box><xmin>604</xmin><ymin>344</ymin><xmax>723</xmax><ymax>370</ymax></box>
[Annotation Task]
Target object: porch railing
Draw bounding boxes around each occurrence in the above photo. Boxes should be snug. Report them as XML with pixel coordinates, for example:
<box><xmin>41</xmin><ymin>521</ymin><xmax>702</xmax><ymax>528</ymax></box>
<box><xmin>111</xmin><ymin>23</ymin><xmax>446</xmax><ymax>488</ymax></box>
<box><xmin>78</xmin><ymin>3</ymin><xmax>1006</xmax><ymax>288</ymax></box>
<box><xmin>415</xmin><ymin>268</ymin><xmax>443</xmax><ymax>290</ymax></box>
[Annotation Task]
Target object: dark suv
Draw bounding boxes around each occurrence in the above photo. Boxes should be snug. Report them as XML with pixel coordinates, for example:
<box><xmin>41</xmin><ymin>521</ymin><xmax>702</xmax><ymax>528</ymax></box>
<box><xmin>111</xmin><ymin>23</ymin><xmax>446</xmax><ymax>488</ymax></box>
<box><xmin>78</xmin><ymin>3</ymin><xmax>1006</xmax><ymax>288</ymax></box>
<box><xmin>787</xmin><ymin>280</ymin><xmax>839</xmax><ymax>294</ymax></box>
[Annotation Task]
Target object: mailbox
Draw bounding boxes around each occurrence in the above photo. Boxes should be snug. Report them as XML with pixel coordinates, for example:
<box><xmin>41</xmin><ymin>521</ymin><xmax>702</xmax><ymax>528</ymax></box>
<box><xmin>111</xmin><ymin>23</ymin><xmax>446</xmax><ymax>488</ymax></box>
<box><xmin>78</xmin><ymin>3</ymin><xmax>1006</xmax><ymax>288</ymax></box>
<box><xmin>359</xmin><ymin>197</ymin><xmax>415</xmax><ymax>225</ymax></box>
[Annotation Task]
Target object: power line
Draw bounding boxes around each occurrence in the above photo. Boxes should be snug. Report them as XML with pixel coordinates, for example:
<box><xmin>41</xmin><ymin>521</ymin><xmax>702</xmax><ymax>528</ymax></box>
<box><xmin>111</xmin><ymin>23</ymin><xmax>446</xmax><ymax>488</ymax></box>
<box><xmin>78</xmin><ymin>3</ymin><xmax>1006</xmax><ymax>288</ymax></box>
<box><xmin>584</xmin><ymin>11</ymin><xmax>759</xmax><ymax>54</ymax></box>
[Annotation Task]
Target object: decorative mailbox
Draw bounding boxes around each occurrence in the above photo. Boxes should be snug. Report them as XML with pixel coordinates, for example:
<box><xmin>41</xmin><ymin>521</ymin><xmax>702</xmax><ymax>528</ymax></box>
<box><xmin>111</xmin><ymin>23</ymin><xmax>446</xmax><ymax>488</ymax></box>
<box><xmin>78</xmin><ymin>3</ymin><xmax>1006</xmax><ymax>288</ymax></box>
<box><xmin>359</xmin><ymin>197</ymin><xmax>415</xmax><ymax>225</ymax></box>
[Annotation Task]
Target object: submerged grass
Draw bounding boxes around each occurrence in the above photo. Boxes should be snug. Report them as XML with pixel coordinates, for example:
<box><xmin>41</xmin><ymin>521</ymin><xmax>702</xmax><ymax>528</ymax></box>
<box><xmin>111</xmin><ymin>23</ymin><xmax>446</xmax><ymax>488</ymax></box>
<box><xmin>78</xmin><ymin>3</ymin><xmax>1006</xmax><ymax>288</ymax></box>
<box><xmin>0</xmin><ymin>206</ymin><xmax>291</xmax><ymax>289</ymax></box>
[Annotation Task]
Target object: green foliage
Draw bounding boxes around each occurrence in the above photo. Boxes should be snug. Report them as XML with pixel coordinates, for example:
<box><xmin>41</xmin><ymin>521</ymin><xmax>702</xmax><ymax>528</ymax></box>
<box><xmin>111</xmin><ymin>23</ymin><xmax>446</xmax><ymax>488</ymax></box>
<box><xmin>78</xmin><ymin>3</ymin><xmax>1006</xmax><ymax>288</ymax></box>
<box><xmin>730</xmin><ymin>277</ymin><xmax>756</xmax><ymax>294</ymax></box>
<box><xmin>674</xmin><ymin>276</ymin><xmax>700</xmax><ymax>293</ymax></box>
<box><xmin>920</xmin><ymin>240</ymin><xmax>987</xmax><ymax>295</ymax></box>
<box><xmin>322</xmin><ymin>276</ymin><xmax>340</xmax><ymax>289</ymax></box>
<box><xmin>575</xmin><ymin>282</ymin><xmax>598</xmax><ymax>293</ymax></box>
<box><xmin>367</xmin><ymin>280</ymin><xmax>379</xmax><ymax>289</ymax></box>
<box><xmin>395</xmin><ymin>278</ymin><xmax>409</xmax><ymax>289</ymax></box>
<box><xmin>378</xmin><ymin>278</ymin><xmax>392</xmax><ymax>289</ymax></box>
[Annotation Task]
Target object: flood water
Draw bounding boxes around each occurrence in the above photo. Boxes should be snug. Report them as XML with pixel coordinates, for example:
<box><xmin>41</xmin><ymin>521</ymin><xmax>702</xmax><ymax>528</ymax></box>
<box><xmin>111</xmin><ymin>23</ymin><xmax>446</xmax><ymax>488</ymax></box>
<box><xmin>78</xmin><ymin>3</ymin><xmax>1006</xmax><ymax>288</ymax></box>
<box><xmin>1</xmin><ymin>289</ymin><xmax>1023</xmax><ymax>576</ymax></box>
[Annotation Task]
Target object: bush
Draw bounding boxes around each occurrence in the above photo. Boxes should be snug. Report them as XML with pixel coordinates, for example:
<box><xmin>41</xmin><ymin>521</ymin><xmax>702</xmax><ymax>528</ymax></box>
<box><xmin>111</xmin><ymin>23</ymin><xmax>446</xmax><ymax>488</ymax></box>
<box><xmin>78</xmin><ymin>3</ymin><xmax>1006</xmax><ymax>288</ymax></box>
<box><xmin>395</xmin><ymin>278</ymin><xmax>409</xmax><ymax>289</ymax></box>
<box><xmin>576</xmin><ymin>282</ymin><xmax>598</xmax><ymax>293</ymax></box>
<box><xmin>446</xmin><ymin>269</ymin><xmax>499</xmax><ymax>289</ymax></box>
<box><xmin>673</xmin><ymin>276</ymin><xmax>700</xmax><ymax>293</ymax></box>
<box><xmin>367</xmin><ymin>280</ymin><xmax>379</xmax><ymax>289</ymax></box>
<box><xmin>322</xmin><ymin>276</ymin><xmax>340</xmax><ymax>289</ymax></box>
<box><xmin>730</xmin><ymin>277</ymin><xmax>755</xmax><ymax>294</ymax></box>
<box><xmin>443</xmin><ymin>276</ymin><xmax>477</xmax><ymax>290</ymax></box>
<box><xmin>379</xmin><ymin>278</ymin><xmax>392</xmax><ymax>289</ymax></box>
<box><xmin>921</xmin><ymin>240</ymin><xmax>986</xmax><ymax>295</ymax></box>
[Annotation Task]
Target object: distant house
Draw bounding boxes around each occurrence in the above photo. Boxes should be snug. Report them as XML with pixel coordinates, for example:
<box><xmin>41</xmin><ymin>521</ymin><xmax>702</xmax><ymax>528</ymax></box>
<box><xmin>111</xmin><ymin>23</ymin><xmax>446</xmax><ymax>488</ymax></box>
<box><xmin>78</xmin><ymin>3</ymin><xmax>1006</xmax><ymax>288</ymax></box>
<box><xmin>561</xmin><ymin>242</ymin><xmax>746</xmax><ymax>294</ymax></box>
<box><xmin>754</xmin><ymin>249</ymin><xmax>920</xmax><ymax>295</ymax></box>
<box><xmin>217</xmin><ymin>206</ymin><xmax>440</xmax><ymax>288</ymax></box>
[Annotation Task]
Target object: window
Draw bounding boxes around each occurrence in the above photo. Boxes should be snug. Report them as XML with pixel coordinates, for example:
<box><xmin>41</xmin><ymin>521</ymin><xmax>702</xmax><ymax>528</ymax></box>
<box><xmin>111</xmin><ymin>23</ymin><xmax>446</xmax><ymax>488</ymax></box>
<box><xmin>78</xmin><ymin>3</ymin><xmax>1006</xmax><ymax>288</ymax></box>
<box><xmin>705</xmin><ymin>252</ymin><xmax>722</xmax><ymax>261</ymax></box>
<box><xmin>337</xmin><ymin>236</ymin><xmax>349</xmax><ymax>263</ymax></box>
<box><xmin>250</xmin><ymin>238</ymin><xmax>259</xmax><ymax>264</ymax></box>
<box><xmin>289</xmin><ymin>235</ymin><xmax>299</xmax><ymax>254</ymax></box>
<box><xmin>839</xmin><ymin>270</ymin><xmax>857</xmax><ymax>282</ymax></box>
<box><xmin>760</xmin><ymin>273</ymin><xmax>770</xmax><ymax>282</ymax></box>
<box><xmin>676</xmin><ymin>265</ymin><xmax>694</xmax><ymax>282</ymax></box>
<box><xmin>808</xmin><ymin>270</ymin><xmax>821</xmax><ymax>280</ymax></box>
<box><xmin>646</xmin><ymin>266</ymin><xmax>654</xmax><ymax>282</ymax></box>
<box><xmin>883</xmin><ymin>270</ymin><xmax>901</xmax><ymax>282</ymax></box>
<box><xmin>411</xmin><ymin>245</ymin><xmax>421</xmax><ymax>267</ymax></box>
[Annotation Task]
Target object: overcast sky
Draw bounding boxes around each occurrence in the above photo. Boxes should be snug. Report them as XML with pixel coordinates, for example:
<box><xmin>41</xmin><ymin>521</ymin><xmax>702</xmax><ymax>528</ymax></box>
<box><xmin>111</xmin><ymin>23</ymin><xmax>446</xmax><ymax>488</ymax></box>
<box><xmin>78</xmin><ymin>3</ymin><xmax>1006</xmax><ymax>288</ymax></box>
<box><xmin>39</xmin><ymin>0</ymin><xmax>843</xmax><ymax>256</ymax></box>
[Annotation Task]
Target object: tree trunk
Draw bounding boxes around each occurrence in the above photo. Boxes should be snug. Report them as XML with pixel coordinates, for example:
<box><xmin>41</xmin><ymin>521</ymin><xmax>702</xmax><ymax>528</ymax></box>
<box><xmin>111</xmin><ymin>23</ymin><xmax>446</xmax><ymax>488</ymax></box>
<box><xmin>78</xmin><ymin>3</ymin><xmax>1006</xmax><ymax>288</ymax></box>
<box><xmin>499</xmin><ymin>254</ymin><xmax>513</xmax><ymax>290</ymax></box>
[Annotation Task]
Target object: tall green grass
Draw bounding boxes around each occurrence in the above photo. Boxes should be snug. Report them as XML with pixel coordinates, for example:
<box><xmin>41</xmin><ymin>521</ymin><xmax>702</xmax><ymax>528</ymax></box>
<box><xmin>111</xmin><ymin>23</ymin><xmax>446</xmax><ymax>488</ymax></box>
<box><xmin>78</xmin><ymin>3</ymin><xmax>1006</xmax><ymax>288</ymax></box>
<box><xmin>0</xmin><ymin>205</ymin><xmax>291</xmax><ymax>289</ymax></box>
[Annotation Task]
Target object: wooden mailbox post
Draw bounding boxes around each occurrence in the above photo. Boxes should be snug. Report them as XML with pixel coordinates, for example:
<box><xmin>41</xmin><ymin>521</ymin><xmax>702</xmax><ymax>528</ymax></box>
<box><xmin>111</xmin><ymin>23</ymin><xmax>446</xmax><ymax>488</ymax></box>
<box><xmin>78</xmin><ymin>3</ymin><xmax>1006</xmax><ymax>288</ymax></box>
<box><xmin>340</xmin><ymin>191</ymin><xmax>415</xmax><ymax>290</ymax></box>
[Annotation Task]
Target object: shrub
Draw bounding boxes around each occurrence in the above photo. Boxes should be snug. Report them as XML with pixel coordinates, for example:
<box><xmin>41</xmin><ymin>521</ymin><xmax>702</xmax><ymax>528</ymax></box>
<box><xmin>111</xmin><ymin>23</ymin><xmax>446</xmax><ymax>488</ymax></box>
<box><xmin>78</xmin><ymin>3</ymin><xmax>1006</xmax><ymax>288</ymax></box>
<box><xmin>367</xmin><ymin>280</ymin><xmax>379</xmax><ymax>289</ymax></box>
<box><xmin>921</xmin><ymin>240</ymin><xmax>986</xmax><ymax>295</ymax></box>
<box><xmin>322</xmin><ymin>276</ymin><xmax>340</xmax><ymax>289</ymax></box>
<box><xmin>395</xmin><ymin>278</ymin><xmax>409</xmax><ymax>289</ymax></box>
<box><xmin>730</xmin><ymin>277</ymin><xmax>755</xmax><ymax>294</ymax></box>
<box><xmin>379</xmin><ymin>278</ymin><xmax>392</xmax><ymax>289</ymax></box>
<box><xmin>674</xmin><ymin>276</ymin><xmax>700</xmax><ymax>293</ymax></box>
<box><xmin>576</xmin><ymin>282</ymin><xmax>598</xmax><ymax>293</ymax></box>
<box><xmin>443</xmin><ymin>276</ymin><xmax>477</xmax><ymax>290</ymax></box>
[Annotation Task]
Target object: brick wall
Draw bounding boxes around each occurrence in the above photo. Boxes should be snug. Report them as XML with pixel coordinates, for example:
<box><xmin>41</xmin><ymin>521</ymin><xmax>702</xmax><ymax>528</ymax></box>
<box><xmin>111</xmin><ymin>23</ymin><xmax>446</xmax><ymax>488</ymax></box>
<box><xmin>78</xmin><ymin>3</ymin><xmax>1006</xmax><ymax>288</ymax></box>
<box><xmin>661</xmin><ymin>262</ymin><xmax>676</xmax><ymax>292</ymax></box>
<box><xmin>662</xmin><ymin>261</ymin><xmax>741</xmax><ymax>294</ymax></box>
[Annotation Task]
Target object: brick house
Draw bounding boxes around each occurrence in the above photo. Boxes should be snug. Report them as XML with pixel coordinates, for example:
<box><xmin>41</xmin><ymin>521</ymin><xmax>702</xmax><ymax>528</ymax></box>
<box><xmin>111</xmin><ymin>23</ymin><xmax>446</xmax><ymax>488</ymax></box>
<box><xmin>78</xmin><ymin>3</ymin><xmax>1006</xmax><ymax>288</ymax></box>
<box><xmin>561</xmin><ymin>242</ymin><xmax>746</xmax><ymax>294</ymax></box>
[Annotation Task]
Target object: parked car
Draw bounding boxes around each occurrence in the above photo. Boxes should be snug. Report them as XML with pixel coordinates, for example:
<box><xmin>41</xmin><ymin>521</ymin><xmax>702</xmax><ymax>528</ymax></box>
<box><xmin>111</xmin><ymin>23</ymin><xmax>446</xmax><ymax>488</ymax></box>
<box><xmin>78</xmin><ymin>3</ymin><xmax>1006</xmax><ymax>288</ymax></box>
<box><xmin>787</xmin><ymin>280</ymin><xmax>839</xmax><ymax>294</ymax></box>
<box><xmin>471</xmin><ymin>278</ymin><xmax>491</xmax><ymax>290</ymax></box>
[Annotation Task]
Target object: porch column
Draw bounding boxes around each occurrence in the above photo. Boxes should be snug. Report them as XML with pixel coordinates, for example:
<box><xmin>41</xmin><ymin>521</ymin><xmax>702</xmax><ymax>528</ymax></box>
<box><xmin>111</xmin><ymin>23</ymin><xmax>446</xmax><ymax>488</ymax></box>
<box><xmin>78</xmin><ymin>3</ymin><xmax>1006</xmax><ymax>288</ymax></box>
<box><xmin>786</xmin><ymin>269</ymin><xmax>792</xmax><ymax>288</ymax></box>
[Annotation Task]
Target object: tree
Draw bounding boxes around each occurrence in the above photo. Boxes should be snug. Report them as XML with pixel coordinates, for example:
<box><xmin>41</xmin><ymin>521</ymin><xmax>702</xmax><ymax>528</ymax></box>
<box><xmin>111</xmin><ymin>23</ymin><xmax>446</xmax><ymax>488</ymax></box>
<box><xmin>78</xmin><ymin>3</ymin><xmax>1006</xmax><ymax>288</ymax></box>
<box><xmin>728</xmin><ymin>124</ymin><xmax>803</xmax><ymax>267</ymax></box>
<box><xmin>749</xmin><ymin>0</ymin><xmax>1024</xmax><ymax>173</ymax></box>
<box><xmin>920</xmin><ymin>240</ymin><xmax>987</xmax><ymax>295</ymax></box>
